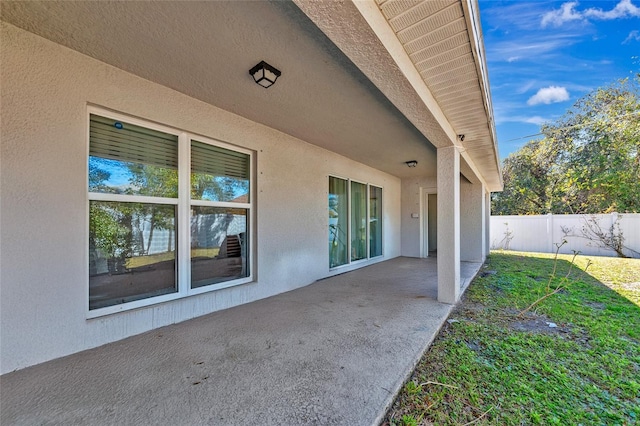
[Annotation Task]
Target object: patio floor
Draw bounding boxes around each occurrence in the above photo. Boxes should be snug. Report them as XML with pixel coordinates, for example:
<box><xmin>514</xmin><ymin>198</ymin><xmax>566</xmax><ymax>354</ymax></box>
<box><xmin>1</xmin><ymin>257</ymin><xmax>483</xmax><ymax>426</ymax></box>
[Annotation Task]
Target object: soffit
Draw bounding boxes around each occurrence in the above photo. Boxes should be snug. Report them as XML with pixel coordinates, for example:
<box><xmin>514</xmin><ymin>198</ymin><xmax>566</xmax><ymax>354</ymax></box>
<box><xmin>291</xmin><ymin>0</ymin><xmax>501</xmax><ymax>191</ymax></box>
<box><xmin>376</xmin><ymin>0</ymin><xmax>501</xmax><ymax>190</ymax></box>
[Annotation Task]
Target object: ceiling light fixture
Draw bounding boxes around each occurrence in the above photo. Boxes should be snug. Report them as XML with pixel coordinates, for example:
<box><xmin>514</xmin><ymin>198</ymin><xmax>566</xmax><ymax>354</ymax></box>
<box><xmin>249</xmin><ymin>61</ymin><xmax>281</xmax><ymax>88</ymax></box>
<box><xmin>405</xmin><ymin>160</ymin><xmax>418</xmax><ymax>168</ymax></box>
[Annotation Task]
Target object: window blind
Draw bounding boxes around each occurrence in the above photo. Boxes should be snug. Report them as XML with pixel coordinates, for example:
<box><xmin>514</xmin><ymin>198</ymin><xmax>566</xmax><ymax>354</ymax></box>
<box><xmin>191</xmin><ymin>140</ymin><xmax>249</xmax><ymax>179</ymax></box>
<box><xmin>89</xmin><ymin>114</ymin><xmax>178</xmax><ymax>169</ymax></box>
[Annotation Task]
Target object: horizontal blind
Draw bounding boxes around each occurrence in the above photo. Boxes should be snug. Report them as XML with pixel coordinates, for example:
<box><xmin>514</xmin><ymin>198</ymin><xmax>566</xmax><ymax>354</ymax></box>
<box><xmin>89</xmin><ymin>114</ymin><xmax>178</xmax><ymax>169</ymax></box>
<box><xmin>191</xmin><ymin>140</ymin><xmax>249</xmax><ymax>179</ymax></box>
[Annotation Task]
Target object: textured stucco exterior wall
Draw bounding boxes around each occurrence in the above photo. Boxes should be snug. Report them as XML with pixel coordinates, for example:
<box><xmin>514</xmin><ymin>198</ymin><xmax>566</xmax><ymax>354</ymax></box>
<box><xmin>400</xmin><ymin>176</ymin><xmax>436</xmax><ymax>257</ymax></box>
<box><xmin>460</xmin><ymin>180</ymin><xmax>484</xmax><ymax>262</ymax></box>
<box><xmin>0</xmin><ymin>23</ymin><xmax>401</xmax><ymax>373</ymax></box>
<box><xmin>437</xmin><ymin>147</ymin><xmax>460</xmax><ymax>304</ymax></box>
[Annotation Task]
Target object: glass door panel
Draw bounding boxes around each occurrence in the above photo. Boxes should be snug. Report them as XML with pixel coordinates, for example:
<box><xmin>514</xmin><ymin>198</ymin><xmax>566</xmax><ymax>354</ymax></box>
<box><xmin>351</xmin><ymin>181</ymin><xmax>367</xmax><ymax>261</ymax></box>
<box><xmin>369</xmin><ymin>185</ymin><xmax>382</xmax><ymax>258</ymax></box>
<box><xmin>329</xmin><ymin>177</ymin><xmax>348</xmax><ymax>268</ymax></box>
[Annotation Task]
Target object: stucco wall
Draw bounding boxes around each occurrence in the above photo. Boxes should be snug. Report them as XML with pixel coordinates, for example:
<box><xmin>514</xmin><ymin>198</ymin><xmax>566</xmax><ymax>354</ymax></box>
<box><xmin>400</xmin><ymin>177</ymin><xmax>437</xmax><ymax>257</ymax></box>
<box><xmin>460</xmin><ymin>180</ymin><xmax>484</xmax><ymax>262</ymax></box>
<box><xmin>0</xmin><ymin>23</ymin><xmax>401</xmax><ymax>373</ymax></box>
<box><xmin>401</xmin><ymin>175</ymin><xmax>485</xmax><ymax>262</ymax></box>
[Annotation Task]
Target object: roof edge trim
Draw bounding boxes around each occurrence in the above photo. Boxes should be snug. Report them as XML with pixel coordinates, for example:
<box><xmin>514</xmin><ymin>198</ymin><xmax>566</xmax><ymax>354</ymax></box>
<box><xmin>461</xmin><ymin>0</ymin><xmax>503</xmax><ymax>189</ymax></box>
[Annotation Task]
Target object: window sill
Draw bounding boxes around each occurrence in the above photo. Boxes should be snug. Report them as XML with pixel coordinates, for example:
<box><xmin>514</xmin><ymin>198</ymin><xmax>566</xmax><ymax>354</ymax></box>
<box><xmin>87</xmin><ymin>276</ymin><xmax>254</xmax><ymax>319</ymax></box>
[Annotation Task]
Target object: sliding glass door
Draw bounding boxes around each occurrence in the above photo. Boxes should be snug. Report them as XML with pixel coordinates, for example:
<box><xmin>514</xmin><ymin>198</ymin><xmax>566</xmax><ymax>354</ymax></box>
<box><xmin>329</xmin><ymin>177</ymin><xmax>382</xmax><ymax>268</ymax></box>
<box><xmin>329</xmin><ymin>177</ymin><xmax>348</xmax><ymax>268</ymax></box>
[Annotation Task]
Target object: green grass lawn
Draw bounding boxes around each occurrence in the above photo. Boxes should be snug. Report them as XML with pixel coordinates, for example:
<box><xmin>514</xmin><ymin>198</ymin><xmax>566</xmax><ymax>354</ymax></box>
<box><xmin>383</xmin><ymin>251</ymin><xmax>640</xmax><ymax>426</ymax></box>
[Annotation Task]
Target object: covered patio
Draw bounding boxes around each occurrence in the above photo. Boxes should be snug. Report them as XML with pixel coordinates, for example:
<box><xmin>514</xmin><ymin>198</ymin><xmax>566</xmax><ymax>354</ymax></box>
<box><xmin>1</xmin><ymin>257</ymin><xmax>482</xmax><ymax>425</ymax></box>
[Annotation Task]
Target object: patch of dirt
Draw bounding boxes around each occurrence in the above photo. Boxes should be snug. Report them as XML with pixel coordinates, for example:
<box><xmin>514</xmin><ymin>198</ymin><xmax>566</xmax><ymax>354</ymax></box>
<box><xmin>452</xmin><ymin>302</ymin><xmax>574</xmax><ymax>335</ymax></box>
<box><xmin>508</xmin><ymin>317</ymin><xmax>571</xmax><ymax>334</ymax></box>
<box><xmin>498</xmin><ymin>309</ymin><xmax>572</xmax><ymax>334</ymax></box>
<box><xmin>584</xmin><ymin>301</ymin><xmax>607</xmax><ymax>310</ymax></box>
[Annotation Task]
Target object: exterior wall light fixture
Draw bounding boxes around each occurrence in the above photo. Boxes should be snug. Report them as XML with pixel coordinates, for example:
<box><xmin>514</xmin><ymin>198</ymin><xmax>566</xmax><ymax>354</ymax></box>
<box><xmin>405</xmin><ymin>160</ymin><xmax>418</xmax><ymax>168</ymax></box>
<box><xmin>249</xmin><ymin>61</ymin><xmax>281</xmax><ymax>88</ymax></box>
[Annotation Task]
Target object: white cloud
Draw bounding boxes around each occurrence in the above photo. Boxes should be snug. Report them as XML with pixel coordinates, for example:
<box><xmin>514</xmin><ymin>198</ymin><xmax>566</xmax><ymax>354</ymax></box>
<box><xmin>494</xmin><ymin>115</ymin><xmax>551</xmax><ymax>126</ymax></box>
<box><xmin>489</xmin><ymin>34</ymin><xmax>581</xmax><ymax>62</ymax></box>
<box><xmin>623</xmin><ymin>30</ymin><xmax>640</xmax><ymax>43</ymax></box>
<box><xmin>541</xmin><ymin>2</ymin><xmax>583</xmax><ymax>27</ymax></box>
<box><xmin>527</xmin><ymin>86</ymin><xmax>570</xmax><ymax>105</ymax></box>
<box><xmin>524</xmin><ymin>116</ymin><xmax>549</xmax><ymax>125</ymax></box>
<box><xmin>541</xmin><ymin>0</ymin><xmax>640</xmax><ymax>27</ymax></box>
<box><xmin>584</xmin><ymin>0</ymin><xmax>640</xmax><ymax>19</ymax></box>
<box><xmin>516</xmin><ymin>81</ymin><xmax>536</xmax><ymax>95</ymax></box>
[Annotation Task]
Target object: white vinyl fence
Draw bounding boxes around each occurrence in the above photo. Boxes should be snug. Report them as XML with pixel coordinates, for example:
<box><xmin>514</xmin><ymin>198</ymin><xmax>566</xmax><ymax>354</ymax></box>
<box><xmin>490</xmin><ymin>213</ymin><xmax>640</xmax><ymax>258</ymax></box>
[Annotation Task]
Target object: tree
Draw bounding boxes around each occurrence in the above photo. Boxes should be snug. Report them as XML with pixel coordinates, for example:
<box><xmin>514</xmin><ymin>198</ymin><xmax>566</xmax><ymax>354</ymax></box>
<box><xmin>127</xmin><ymin>163</ymin><xmax>178</xmax><ymax>254</ymax></box>
<box><xmin>493</xmin><ymin>75</ymin><xmax>640</xmax><ymax>215</ymax></box>
<box><xmin>492</xmin><ymin>137</ymin><xmax>570</xmax><ymax>215</ymax></box>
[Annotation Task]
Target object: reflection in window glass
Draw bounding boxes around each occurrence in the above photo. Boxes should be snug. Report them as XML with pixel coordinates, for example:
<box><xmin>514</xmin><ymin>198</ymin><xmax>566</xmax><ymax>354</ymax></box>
<box><xmin>191</xmin><ymin>141</ymin><xmax>250</xmax><ymax>203</ymax></box>
<box><xmin>370</xmin><ymin>186</ymin><xmax>383</xmax><ymax>258</ymax></box>
<box><xmin>89</xmin><ymin>201</ymin><xmax>177</xmax><ymax>310</ymax></box>
<box><xmin>191</xmin><ymin>206</ymin><xmax>249</xmax><ymax>288</ymax></box>
<box><xmin>351</xmin><ymin>181</ymin><xmax>367</xmax><ymax>261</ymax></box>
<box><xmin>329</xmin><ymin>177</ymin><xmax>348</xmax><ymax>268</ymax></box>
<box><xmin>88</xmin><ymin>115</ymin><xmax>178</xmax><ymax>197</ymax></box>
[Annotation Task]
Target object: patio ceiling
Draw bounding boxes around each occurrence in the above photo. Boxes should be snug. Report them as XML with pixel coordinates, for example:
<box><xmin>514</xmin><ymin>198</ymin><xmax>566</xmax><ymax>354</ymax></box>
<box><xmin>1</xmin><ymin>0</ymin><xmax>501</xmax><ymax>189</ymax></box>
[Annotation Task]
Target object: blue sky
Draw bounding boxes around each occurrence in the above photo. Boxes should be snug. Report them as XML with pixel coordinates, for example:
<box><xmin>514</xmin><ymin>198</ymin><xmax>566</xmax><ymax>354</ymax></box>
<box><xmin>479</xmin><ymin>0</ymin><xmax>640</xmax><ymax>158</ymax></box>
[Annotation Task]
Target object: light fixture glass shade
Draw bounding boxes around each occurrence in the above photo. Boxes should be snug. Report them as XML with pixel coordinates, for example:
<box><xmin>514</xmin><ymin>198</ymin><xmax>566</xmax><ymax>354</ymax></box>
<box><xmin>249</xmin><ymin>61</ymin><xmax>281</xmax><ymax>88</ymax></box>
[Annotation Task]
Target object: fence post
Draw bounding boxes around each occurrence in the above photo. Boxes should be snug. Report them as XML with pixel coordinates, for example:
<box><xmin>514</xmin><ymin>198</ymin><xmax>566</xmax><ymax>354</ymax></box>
<box><xmin>612</xmin><ymin>212</ymin><xmax>619</xmax><ymax>257</ymax></box>
<box><xmin>547</xmin><ymin>213</ymin><xmax>554</xmax><ymax>252</ymax></box>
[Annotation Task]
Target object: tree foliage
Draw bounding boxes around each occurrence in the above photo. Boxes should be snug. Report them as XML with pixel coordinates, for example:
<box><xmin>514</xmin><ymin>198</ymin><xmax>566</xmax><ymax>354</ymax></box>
<box><xmin>493</xmin><ymin>76</ymin><xmax>640</xmax><ymax>215</ymax></box>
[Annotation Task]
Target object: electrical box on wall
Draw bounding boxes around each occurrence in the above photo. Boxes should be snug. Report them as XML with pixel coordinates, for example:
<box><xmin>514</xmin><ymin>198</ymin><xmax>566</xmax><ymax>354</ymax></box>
<box><xmin>411</xmin><ymin>213</ymin><xmax>419</xmax><ymax>218</ymax></box>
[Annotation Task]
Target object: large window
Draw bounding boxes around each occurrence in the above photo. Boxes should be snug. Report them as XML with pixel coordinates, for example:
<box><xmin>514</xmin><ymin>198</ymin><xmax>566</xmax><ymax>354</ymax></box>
<box><xmin>329</xmin><ymin>176</ymin><xmax>382</xmax><ymax>268</ymax></box>
<box><xmin>190</xmin><ymin>140</ymin><xmax>250</xmax><ymax>288</ymax></box>
<box><xmin>88</xmin><ymin>110</ymin><xmax>252</xmax><ymax>314</ymax></box>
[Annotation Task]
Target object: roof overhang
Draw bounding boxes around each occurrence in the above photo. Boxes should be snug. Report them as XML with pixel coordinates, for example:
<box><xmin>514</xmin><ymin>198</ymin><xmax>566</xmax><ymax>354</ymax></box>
<box><xmin>1</xmin><ymin>0</ymin><xmax>502</xmax><ymax>190</ymax></box>
<box><xmin>294</xmin><ymin>0</ymin><xmax>502</xmax><ymax>191</ymax></box>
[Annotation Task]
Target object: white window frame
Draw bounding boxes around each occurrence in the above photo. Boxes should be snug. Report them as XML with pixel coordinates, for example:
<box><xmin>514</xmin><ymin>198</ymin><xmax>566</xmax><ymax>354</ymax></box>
<box><xmin>86</xmin><ymin>106</ymin><xmax>254</xmax><ymax>318</ymax></box>
<box><xmin>329</xmin><ymin>175</ymin><xmax>383</xmax><ymax>270</ymax></box>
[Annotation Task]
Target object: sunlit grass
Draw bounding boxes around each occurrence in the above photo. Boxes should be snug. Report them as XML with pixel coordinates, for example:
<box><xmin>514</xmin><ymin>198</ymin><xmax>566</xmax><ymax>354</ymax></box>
<box><xmin>384</xmin><ymin>251</ymin><xmax>640</xmax><ymax>426</ymax></box>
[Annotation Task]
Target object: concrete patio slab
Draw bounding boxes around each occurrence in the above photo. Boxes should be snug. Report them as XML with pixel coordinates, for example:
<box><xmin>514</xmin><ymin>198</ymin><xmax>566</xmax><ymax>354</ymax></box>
<box><xmin>1</xmin><ymin>257</ymin><xmax>483</xmax><ymax>426</ymax></box>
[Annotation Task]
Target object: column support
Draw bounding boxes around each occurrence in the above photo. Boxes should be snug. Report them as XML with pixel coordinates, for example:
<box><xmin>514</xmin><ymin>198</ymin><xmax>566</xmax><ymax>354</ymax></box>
<box><xmin>484</xmin><ymin>187</ymin><xmax>491</xmax><ymax>258</ymax></box>
<box><xmin>437</xmin><ymin>146</ymin><xmax>460</xmax><ymax>304</ymax></box>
